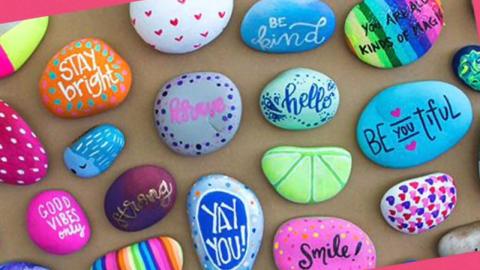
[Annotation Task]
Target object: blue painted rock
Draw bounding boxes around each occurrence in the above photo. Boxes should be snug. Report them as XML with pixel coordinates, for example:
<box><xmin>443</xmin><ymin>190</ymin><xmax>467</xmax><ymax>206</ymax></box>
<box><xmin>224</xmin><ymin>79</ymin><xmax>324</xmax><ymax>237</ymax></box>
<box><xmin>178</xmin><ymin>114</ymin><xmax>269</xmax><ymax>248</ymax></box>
<box><xmin>0</xmin><ymin>262</ymin><xmax>49</xmax><ymax>270</ymax></box>
<box><xmin>241</xmin><ymin>0</ymin><xmax>336</xmax><ymax>53</ymax></box>
<box><xmin>452</xmin><ymin>45</ymin><xmax>480</xmax><ymax>91</ymax></box>
<box><xmin>357</xmin><ymin>81</ymin><xmax>472</xmax><ymax>169</ymax></box>
<box><xmin>104</xmin><ymin>165</ymin><xmax>176</xmax><ymax>232</ymax></box>
<box><xmin>187</xmin><ymin>174</ymin><xmax>264</xmax><ymax>270</ymax></box>
<box><xmin>64</xmin><ymin>124</ymin><xmax>125</xmax><ymax>179</ymax></box>
<box><xmin>260</xmin><ymin>68</ymin><xmax>339</xmax><ymax>130</ymax></box>
<box><xmin>345</xmin><ymin>0</ymin><xmax>444</xmax><ymax>69</ymax></box>
<box><xmin>154</xmin><ymin>72</ymin><xmax>242</xmax><ymax>156</ymax></box>
<box><xmin>380</xmin><ymin>173</ymin><xmax>457</xmax><ymax>234</ymax></box>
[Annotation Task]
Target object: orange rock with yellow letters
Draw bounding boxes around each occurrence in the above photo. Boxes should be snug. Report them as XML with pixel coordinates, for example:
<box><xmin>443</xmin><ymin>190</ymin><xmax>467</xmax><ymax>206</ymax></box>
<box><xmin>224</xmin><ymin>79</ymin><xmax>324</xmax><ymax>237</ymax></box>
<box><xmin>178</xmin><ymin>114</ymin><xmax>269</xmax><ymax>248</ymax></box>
<box><xmin>39</xmin><ymin>38</ymin><xmax>132</xmax><ymax>118</ymax></box>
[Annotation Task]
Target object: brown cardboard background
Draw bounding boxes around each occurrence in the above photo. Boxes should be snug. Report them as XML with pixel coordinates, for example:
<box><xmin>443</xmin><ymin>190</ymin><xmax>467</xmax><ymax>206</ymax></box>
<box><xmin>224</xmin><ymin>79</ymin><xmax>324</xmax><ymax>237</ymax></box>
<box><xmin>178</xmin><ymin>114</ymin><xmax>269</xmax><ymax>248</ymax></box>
<box><xmin>0</xmin><ymin>0</ymin><xmax>479</xmax><ymax>269</ymax></box>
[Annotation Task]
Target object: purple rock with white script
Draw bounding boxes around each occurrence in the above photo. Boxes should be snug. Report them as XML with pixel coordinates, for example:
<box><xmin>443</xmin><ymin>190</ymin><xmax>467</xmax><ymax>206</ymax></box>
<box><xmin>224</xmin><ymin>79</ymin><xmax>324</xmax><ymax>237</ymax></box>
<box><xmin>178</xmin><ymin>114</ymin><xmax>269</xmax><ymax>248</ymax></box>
<box><xmin>154</xmin><ymin>72</ymin><xmax>242</xmax><ymax>156</ymax></box>
<box><xmin>104</xmin><ymin>165</ymin><xmax>177</xmax><ymax>232</ymax></box>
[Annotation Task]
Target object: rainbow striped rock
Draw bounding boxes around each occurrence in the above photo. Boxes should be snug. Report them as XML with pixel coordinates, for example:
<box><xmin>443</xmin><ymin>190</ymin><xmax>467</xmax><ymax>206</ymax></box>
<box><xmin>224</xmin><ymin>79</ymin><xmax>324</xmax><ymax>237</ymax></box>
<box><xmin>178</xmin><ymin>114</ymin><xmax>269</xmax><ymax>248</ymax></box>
<box><xmin>91</xmin><ymin>237</ymin><xmax>183</xmax><ymax>270</ymax></box>
<box><xmin>345</xmin><ymin>0</ymin><xmax>444</xmax><ymax>69</ymax></box>
<box><xmin>0</xmin><ymin>17</ymin><xmax>48</xmax><ymax>78</ymax></box>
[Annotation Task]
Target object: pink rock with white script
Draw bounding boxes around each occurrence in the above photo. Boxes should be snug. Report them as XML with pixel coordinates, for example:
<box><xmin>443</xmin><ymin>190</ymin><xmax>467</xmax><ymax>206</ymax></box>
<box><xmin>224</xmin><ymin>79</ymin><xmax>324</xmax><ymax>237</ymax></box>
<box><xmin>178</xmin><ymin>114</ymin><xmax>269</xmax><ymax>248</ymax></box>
<box><xmin>27</xmin><ymin>190</ymin><xmax>91</xmax><ymax>255</ymax></box>
<box><xmin>154</xmin><ymin>72</ymin><xmax>242</xmax><ymax>156</ymax></box>
<box><xmin>273</xmin><ymin>217</ymin><xmax>376</xmax><ymax>270</ymax></box>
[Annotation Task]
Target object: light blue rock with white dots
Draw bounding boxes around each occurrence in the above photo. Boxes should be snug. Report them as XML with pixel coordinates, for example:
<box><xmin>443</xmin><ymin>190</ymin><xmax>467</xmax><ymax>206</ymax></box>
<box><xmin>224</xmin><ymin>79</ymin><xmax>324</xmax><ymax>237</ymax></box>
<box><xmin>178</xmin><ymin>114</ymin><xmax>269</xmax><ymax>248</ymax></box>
<box><xmin>260</xmin><ymin>68</ymin><xmax>339</xmax><ymax>130</ymax></box>
<box><xmin>187</xmin><ymin>174</ymin><xmax>264</xmax><ymax>270</ymax></box>
<box><xmin>64</xmin><ymin>124</ymin><xmax>125</xmax><ymax>178</ymax></box>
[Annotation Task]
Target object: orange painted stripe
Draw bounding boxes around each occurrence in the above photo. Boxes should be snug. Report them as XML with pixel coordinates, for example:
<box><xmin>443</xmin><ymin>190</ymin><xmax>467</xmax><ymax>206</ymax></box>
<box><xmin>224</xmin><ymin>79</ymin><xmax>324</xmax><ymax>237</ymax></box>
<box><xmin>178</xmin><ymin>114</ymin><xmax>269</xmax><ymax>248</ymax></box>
<box><xmin>161</xmin><ymin>238</ymin><xmax>180</xmax><ymax>270</ymax></box>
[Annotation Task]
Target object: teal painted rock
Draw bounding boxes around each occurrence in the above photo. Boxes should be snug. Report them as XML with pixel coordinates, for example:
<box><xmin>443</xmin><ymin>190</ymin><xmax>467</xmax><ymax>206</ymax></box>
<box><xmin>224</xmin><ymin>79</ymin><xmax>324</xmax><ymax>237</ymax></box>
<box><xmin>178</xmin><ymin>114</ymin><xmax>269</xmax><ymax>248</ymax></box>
<box><xmin>187</xmin><ymin>174</ymin><xmax>264</xmax><ymax>270</ymax></box>
<box><xmin>260</xmin><ymin>68</ymin><xmax>339</xmax><ymax>130</ymax></box>
<box><xmin>452</xmin><ymin>45</ymin><xmax>480</xmax><ymax>91</ymax></box>
<box><xmin>261</xmin><ymin>146</ymin><xmax>352</xmax><ymax>204</ymax></box>
<box><xmin>357</xmin><ymin>81</ymin><xmax>472</xmax><ymax>169</ymax></box>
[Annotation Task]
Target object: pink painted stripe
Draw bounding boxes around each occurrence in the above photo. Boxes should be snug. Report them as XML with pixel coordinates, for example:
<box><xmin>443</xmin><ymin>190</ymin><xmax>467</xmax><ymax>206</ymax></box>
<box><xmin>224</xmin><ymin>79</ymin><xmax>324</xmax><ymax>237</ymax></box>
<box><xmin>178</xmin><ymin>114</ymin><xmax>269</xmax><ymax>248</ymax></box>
<box><xmin>473</xmin><ymin>0</ymin><xmax>480</xmax><ymax>42</ymax></box>
<box><xmin>410</xmin><ymin>1</ymin><xmax>443</xmax><ymax>43</ymax></box>
<box><xmin>0</xmin><ymin>45</ymin><xmax>14</xmax><ymax>78</ymax></box>
<box><xmin>375</xmin><ymin>252</ymin><xmax>480</xmax><ymax>270</ymax></box>
<box><xmin>149</xmin><ymin>238</ymin><xmax>171</xmax><ymax>270</ymax></box>
<box><xmin>105</xmin><ymin>252</ymin><xmax>119</xmax><ymax>270</ymax></box>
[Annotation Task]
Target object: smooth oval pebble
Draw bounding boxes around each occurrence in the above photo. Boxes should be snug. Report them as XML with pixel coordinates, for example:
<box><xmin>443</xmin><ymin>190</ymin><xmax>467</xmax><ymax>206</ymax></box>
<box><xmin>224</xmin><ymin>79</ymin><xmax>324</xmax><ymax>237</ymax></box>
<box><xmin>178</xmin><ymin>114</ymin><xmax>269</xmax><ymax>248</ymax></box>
<box><xmin>91</xmin><ymin>236</ymin><xmax>183</xmax><ymax>270</ymax></box>
<box><xmin>187</xmin><ymin>174</ymin><xmax>264</xmax><ymax>270</ymax></box>
<box><xmin>438</xmin><ymin>221</ymin><xmax>480</xmax><ymax>256</ymax></box>
<box><xmin>452</xmin><ymin>45</ymin><xmax>480</xmax><ymax>91</ymax></box>
<box><xmin>273</xmin><ymin>217</ymin><xmax>376</xmax><ymax>270</ymax></box>
<box><xmin>27</xmin><ymin>190</ymin><xmax>91</xmax><ymax>255</ymax></box>
<box><xmin>380</xmin><ymin>173</ymin><xmax>457</xmax><ymax>235</ymax></box>
<box><xmin>64</xmin><ymin>124</ymin><xmax>125</xmax><ymax>179</ymax></box>
<box><xmin>262</xmin><ymin>146</ymin><xmax>352</xmax><ymax>204</ymax></box>
<box><xmin>154</xmin><ymin>72</ymin><xmax>242</xmax><ymax>156</ymax></box>
<box><xmin>357</xmin><ymin>81</ymin><xmax>472</xmax><ymax>169</ymax></box>
<box><xmin>0</xmin><ymin>17</ymin><xmax>48</xmax><ymax>78</ymax></box>
<box><xmin>104</xmin><ymin>165</ymin><xmax>176</xmax><ymax>232</ymax></box>
<box><xmin>130</xmin><ymin>0</ymin><xmax>233</xmax><ymax>54</ymax></box>
<box><xmin>241</xmin><ymin>0</ymin><xmax>336</xmax><ymax>53</ymax></box>
<box><xmin>345</xmin><ymin>0</ymin><xmax>444</xmax><ymax>69</ymax></box>
<box><xmin>260</xmin><ymin>68</ymin><xmax>339</xmax><ymax>130</ymax></box>
<box><xmin>0</xmin><ymin>100</ymin><xmax>48</xmax><ymax>185</ymax></box>
<box><xmin>0</xmin><ymin>262</ymin><xmax>49</xmax><ymax>270</ymax></box>
<box><xmin>39</xmin><ymin>38</ymin><xmax>132</xmax><ymax>118</ymax></box>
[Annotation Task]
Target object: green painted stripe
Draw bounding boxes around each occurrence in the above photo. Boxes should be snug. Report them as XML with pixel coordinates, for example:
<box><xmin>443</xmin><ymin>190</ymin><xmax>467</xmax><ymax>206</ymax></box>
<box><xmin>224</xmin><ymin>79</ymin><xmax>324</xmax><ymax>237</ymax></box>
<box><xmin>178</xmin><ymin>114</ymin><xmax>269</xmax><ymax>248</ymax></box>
<box><xmin>132</xmin><ymin>244</ymin><xmax>147</xmax><ymax>270</ymax></box>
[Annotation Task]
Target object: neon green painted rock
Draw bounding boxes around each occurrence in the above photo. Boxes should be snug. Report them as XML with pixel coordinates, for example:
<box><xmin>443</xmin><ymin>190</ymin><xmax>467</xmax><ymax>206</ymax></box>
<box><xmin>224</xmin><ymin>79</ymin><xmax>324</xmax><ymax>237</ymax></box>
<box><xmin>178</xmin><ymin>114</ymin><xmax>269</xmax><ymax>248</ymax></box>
<box><xmin>261</xmin><ymin>146</ymin><xmax>352</xmax><ymax>204</ymax></box>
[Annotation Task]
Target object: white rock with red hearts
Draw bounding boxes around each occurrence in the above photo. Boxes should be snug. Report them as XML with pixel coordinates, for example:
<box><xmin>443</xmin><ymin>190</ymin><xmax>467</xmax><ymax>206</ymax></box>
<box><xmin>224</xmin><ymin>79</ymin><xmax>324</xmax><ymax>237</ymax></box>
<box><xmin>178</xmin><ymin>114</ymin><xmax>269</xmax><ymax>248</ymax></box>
<box><xmin>0</xmin><ymin>100</ymin><xmax>48</xmax><ymax>185</ymax></box>
<box><xmin>130</xmin><ymin>0</ymin><xmax>234</xmax><ymax>54</ymax></box>
<box><xmin>380</xmin><ymin>173</ymin><xmax>457</xmax><ymax>235</ymax></box>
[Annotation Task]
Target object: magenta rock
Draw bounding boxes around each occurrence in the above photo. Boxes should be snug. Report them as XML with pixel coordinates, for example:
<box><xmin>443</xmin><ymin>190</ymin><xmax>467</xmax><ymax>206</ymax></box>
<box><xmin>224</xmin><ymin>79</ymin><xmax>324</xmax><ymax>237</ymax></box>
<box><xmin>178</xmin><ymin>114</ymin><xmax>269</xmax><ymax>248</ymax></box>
<box><xmin>0</xmin><ymin>100</ymin><xmax>48</xmax><ymax>185</ymax></box>
<box><xmin>26</xmin><ymin>190</ymin><xmax>91</xmax><ymax>255</ymax></box>
<box><xmin>273</xmin><ymin>217</ymin><xmax>376</xmax><ymax>270</ymax></box>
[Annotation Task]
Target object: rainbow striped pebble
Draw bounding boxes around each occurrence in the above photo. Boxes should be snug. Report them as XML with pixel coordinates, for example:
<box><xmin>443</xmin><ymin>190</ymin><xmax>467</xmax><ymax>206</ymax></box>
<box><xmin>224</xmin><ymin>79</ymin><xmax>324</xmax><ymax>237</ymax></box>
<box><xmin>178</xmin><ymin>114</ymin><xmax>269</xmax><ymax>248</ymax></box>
<box><xmin>91</xmin><ymin>237</ymin><xmax>183</xmax><ymax>270</ymax></box>
<box><xmin>345</xmin><ymin>0</ymin><xmax>444</xmax><ymax>69</ymax></box>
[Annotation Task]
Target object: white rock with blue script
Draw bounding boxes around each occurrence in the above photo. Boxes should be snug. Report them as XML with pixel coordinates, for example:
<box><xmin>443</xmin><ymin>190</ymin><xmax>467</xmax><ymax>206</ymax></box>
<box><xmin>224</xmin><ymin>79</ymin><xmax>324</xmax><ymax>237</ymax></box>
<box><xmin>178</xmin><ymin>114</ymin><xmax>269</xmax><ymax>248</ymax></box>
<box><xmin>357</xmin><ymin>81</ymin><xmax>473</xmax><ymax>169</ymax></box>
<box><xmin>260</xmin><ymin>68</ymin><xmax>339</xmax><ymax>130</ymax></box>
<box><xmin>240</xmin><ymin>0</ymin><xmax>336</xmax><ymax>53</ymax></box>
<box><xmin>187</xmin><ymin>174</ymin><xmax>264</xmax><ymax>270</ymax></box>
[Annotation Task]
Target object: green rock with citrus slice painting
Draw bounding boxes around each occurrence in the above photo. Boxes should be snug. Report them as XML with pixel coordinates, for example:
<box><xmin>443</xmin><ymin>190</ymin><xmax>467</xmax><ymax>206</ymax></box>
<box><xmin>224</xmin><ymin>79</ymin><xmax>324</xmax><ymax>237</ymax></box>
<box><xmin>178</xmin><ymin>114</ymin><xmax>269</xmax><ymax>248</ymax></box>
<box><xmin>261</xmin><ymin>146</ymin><xmax>352</xmax><ymax>204</ymax></box>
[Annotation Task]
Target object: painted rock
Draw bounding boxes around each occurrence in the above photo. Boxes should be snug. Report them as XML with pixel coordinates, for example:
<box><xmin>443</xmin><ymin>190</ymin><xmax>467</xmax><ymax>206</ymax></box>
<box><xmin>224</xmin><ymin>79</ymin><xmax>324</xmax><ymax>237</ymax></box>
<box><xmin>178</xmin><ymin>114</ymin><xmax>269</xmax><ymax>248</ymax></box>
<box><xmin>187</xmin><ymin>174</ymin><xmax>264</xmax><ymax>270</ymax></box>
<box><xmin>452</xmin><ymin>45</ymin><xmax>480</xmax><ymax>91</ymax></box>
<box><xmin>260</xmin><ymin>68</ymin><xmax>339</xmax><ymax>130</ymax></box>
<box><xmin>39</xmin><ymin>38</ymin><xmax>132</xmax><ymax>118</ymax></box>
<box><xmin>27</xmin><ymin>190</ymin><xmax>91</xmax><ymax>255</ymax></box>
<box><xmin>64</xmin><ymin>124</ymin><xmax>125</xmax><ymax>179</ymax></box>
<box><xmin>262</xmin><ymin>146</ymin><xmax>352</xmax><ymax>204</ymax></box>
<box><xmin>0</xmin><ymin>262</ymin><xmax>49</xmax><ymax>270</ymax></box>
<box><xmin>345</xmin><ymin>0</ymin><xmax>444</xmax><ymax>69</ymax></box>
<box><xmin>154</xmin><ymin>72</ymin><xmax>242</xmax><ymax>156</ymax></box>
<box><xmin>130</xmin><ymin>0</ymin><xmax>234</xmax><ymax>54</ymax></box>
<box><xmin>241</xmin><ymin>0</ymin><xmax>336</xmax><ymax>54</ymax></box>
<box><xmin>380</xmin><ymin>173</ymin><xmax>457</xmax><ymax>234</ymax></box>
<box><xmin>357</xmin><ymin>81</ymin><xmax>472</xmax><ymax>169</ymax></box>
<box><xmin>273</xmin><ymin>217</ymin><xmax>376</xmax><ymax>270</ymax></box>
<box><xmin>0</xmin><ymin>100</ymin><xmax>48</xmax><ymax>185</ymax></box>
<box><xmin>104</xmin><ymin>165</ymin><xmax>176</xmax><ymax>232</ymax></box>
<box><xmin>0</xmin><ymin>17</ymin><xmax>48</xmax><ymax>78</ymax></box>
<box><xmin>438</xmin><ymin>221</ymin><xmax>480</xmax><ymax>256</ymax></box>
<box><xmin>91</xmin><ymin>236</ymin><xmax>183</xmax><ymax>270</ymax></box>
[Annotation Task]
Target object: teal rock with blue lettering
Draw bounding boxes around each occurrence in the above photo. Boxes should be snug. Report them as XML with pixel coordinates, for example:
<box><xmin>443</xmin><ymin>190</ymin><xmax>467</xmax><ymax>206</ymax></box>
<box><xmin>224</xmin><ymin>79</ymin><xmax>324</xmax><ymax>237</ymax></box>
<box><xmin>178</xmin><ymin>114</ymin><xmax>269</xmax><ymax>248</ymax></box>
<box><xmin>187</xmin><ymin>174</ymin><xmax>264</xmax><ymax>270</ymax></box>
<box><xmin>357</xmin><ymin>81</ymin><xmax>472</xmax><ymax>169</ymax></box>
<box><xmin>240</xmin><ymin>0</ymin><xmax>336</xmax><ymax>54</ymax></box>
<box><xmin>64</xmin><ymin>124</ymin><xmax>125</xmax><ymax>178</ymax></box>
<box><xmin>260</xmin><ymin>68</ymin><xmax>339</xmax><ymax>130</ymax></box>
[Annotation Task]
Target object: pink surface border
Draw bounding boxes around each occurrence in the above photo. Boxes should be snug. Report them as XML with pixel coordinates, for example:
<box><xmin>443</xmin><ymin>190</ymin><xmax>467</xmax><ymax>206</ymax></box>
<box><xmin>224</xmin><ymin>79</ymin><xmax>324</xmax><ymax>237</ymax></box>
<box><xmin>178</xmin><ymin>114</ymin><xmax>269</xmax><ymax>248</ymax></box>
<box><xmin>375</xmin><ymin>252</ymin><xmax>480</xmax><ymax>270</ymax></box>
<box><xmin>0</xmin><ymin>0</ymin><xmax>138</xmax><ymax>23</ymax></box>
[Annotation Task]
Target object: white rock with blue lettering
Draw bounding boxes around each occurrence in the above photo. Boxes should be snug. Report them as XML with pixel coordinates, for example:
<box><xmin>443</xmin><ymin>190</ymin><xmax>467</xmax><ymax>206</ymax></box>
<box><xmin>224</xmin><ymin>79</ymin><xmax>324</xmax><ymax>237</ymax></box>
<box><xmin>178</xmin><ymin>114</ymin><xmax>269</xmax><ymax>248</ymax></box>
<box><xmin>187</xmin><ymin>174</ymin><xmax>264</xmax><ymax>270</ymax></box>
<box><xmin>64</xmin><ymin>124</ymin><xmax>125</xmax><ymax>178</ymax></box>
<box><xmin>260</xmin><ymin>68</ymin><xmax>339</xmax><ymax>130</ymax></box>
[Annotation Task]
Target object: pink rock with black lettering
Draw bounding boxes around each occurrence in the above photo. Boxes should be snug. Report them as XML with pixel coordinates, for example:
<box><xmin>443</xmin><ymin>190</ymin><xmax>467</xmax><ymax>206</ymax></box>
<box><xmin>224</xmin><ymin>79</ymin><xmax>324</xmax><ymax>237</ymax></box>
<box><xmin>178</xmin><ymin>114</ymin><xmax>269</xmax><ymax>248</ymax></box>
<box><xmin>27</xmin><ymin>190</ymin><xmax>91</xmax><ymax>255</ymax></box>
<box><xmin>154</xmin><ymin>72</ymin><xmax>242</xmax><ymax>156</ymax></box>
<box><xmin>273</xmin><ymin>217</ymin><xmax>376</xmax><ymax>270</ymax></box>
<box><xmin>380</xmin><ymin>173</ymin><xmax>457</xmax><ymax>235</ymax></box>
<box><xmin>0</xmin><ymin>100</ymin><xmax>48</xmax><ymax>185</ymax></box>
